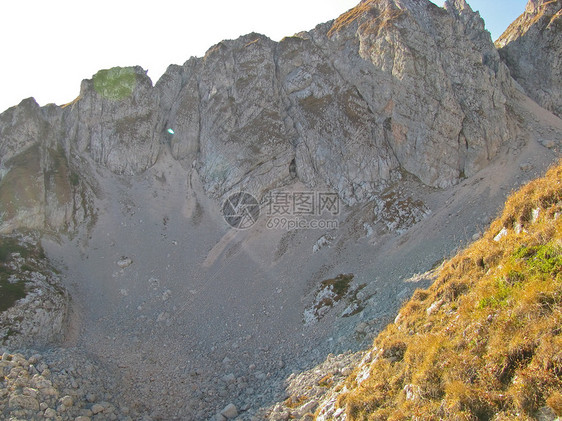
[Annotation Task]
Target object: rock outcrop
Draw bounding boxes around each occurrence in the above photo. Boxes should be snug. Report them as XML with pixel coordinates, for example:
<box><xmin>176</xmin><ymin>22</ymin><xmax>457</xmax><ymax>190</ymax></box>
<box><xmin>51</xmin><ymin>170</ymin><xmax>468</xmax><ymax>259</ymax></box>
<box><xmin>0</xmin><ymin>234</ymin><xmax>68</xmax><ymax>348</ymax></box>
<box><xmin>497</xmin><ymin>0</ymin><xmax>562</xmax><ymax>117</ymax></box>
<box><xmin>69</xmin><ymin>66</ymin><xmax>162</xmax><ymax>175</ymax></box>
<box><xmin>0</xmin><ymin>99</ymin><xmax>96</xmax><ymax>234</ymax></box>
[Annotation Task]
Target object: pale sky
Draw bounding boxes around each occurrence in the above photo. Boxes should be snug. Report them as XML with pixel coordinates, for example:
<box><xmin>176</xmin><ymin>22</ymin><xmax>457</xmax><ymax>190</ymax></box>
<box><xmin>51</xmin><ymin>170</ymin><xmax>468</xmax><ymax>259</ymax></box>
<box><xmin>0</xmin><ymin>0</ymin><xmax>527</xmax><ymax>114</ymax></box>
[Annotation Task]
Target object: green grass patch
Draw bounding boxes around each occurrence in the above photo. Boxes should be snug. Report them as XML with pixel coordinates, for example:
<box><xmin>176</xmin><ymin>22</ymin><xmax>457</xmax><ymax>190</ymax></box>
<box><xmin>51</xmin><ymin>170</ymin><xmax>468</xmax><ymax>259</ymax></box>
<box><xmin>0</xmin><ymin>276</ymin><xmax>26</xmax><ymax>312</ymax></box>
<box><xmin>514</xmin><ymin>243</ymin><xmax>562</xmax><ymax>277</ymax></box>
<box><xmin>93</xmin><ymin>67</ymin><xmax>137</xmax><ymax>100</ymax></box>
<box><xmin>69</xmin><ymin>172</ymin><xmax>80</xmax><ymax>186</ymax></box>
<box><xmin>321</xmin><ymin>273</ymin><xmax>354</xmax><ymax>299</ymax></box>
<box><xmin>0</xmin><ymin>236</ymin><xmax>48</xmax><ymax>312</ymax></box>
<box><xmin>0</xmin><ymin>237</ymin><xmax>29</xmax><ymax>263</ymax></box>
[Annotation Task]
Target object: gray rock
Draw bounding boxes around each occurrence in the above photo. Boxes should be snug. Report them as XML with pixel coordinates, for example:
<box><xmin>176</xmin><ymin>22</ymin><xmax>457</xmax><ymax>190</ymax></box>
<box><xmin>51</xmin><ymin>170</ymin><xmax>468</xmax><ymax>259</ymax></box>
<box><xmin>300</xmin><ymin>400</ymin><xmax>319</xmax><ymax>414</ymax></box>
<box><xmin>0</xmin><ymin>235</ymin><xmax>69</xmax><ymax>349</ymax></box>
<box><xmin>9</xmin><ymin>394</ymin><xmax>40</xmax><ymax>410</ymax></box>
<box><xmin>497</xmin><ymin>0</ymin><xmax>562</xmax><ymax>117</ymax></box>
<box><xmin>44</xmin><ymin>407</ymin><xmax>57</xmax><ymax>418</ymax></box>
<box><xmin>69</xmin><ymin>66</ymin><xmax>161</xmax><ymax>175</ymax></box>
<box><xmin>0</xmin><ymin>98</ymin><xmax>95</xmax><ymax>234</ymax></box>
<box><xmin>220</xmin><ymin>403</ymin><xmax>238</xmax><ymax>419</ymax></box>
<box><xmin>222</xmin><ymin>373</ymin><xmax>236</xmax><ymax>383</ymax></box>
<box><xmin>61</xmin><ymin>395</ymin><xmax>73</xmax><ymax>407</ymax></box>
<box><xmin>91</xmin><ymin>403</ymin><xmax>105</xmax><ymax>415</ymax></box>
<box><xmin>117</xmin><ymin>257</ymin><xmax>133</xmax><ymax>269</ymax></box>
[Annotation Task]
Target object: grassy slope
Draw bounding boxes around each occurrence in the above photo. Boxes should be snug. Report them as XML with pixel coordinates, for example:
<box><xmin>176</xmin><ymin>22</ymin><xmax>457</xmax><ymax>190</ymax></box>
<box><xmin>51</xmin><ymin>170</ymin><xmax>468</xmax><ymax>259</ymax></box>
<box><xmin>335</xmin><ymin>161</ymin><xmax>562</xmax><ymax>420</ymax></box>
<box><xmin>0</xmin><ymin>235</ymin><xmax>48</xmax><ymax>313</ymax></box>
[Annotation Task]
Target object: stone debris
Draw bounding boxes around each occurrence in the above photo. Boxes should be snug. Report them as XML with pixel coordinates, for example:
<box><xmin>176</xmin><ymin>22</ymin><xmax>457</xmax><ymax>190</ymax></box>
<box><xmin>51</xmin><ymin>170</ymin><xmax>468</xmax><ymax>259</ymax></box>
<box><xmin>0</xmin><ymin>350</ymin><xmax>131</xmax><ymax>421</ymax></box>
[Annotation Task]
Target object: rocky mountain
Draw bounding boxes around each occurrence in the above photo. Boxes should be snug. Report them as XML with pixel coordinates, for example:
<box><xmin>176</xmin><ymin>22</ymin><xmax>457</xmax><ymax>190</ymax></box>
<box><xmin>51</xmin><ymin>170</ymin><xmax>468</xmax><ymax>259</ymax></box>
<box><xmin>496</xmin><ymin>0</ymin><xmax>562</xmax><ymax>118</ymax></box>
<box><xmin>2</xmin><ymin>0</ymin><xmax>519</xmax><ymax>235</ymax></box>
<box><xmin>0</xmin><ymin>0</ymin><xmax>561</xmax><ymax>420</ymax></box>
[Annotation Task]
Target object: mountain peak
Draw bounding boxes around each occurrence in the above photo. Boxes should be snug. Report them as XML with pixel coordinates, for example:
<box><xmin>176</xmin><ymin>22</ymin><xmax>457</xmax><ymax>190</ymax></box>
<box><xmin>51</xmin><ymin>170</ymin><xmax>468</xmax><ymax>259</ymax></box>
<box><xmin>496</xmin><ymin>0</ymin><xmax>561</xmax><ymax>117</ymax></box>
<box><xmin>525</xmin><ymin>0</ymin><xmax>559</xmax><ymax>14</ymax></box>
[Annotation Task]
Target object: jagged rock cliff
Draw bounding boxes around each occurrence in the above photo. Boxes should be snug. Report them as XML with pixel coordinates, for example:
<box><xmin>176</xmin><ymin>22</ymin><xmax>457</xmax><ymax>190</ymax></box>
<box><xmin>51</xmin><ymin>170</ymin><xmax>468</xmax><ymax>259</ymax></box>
<box><xmin>497</xmin><ymin>0</ymin><xmax>562</xmax><ymax>117</ymax></box>
<box><xmin>0</xmin><ymin>0</ymin><xmax>520</xmax><ymax>234</ymax></box>
<box><xmin>0</xmin><ymin>99</ymin><xmax>95</xmax><ymax>233</ymax></box>
<box><xmin>153</xmin><ymin>0</ymin><xmax>515</xmax><ymax>198</ymax></box>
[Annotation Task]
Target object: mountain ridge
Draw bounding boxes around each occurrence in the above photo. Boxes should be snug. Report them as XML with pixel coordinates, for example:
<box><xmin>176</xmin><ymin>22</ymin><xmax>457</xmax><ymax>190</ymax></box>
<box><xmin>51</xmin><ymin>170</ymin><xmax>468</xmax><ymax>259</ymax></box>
<box><xmin>1</xmin><ymin>0</ymin><xmax>523</xmax><ymax>235</ymax></box>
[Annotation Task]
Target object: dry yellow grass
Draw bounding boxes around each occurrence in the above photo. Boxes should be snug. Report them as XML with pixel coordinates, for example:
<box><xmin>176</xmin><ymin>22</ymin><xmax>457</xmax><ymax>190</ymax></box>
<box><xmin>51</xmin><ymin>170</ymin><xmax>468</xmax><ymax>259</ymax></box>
<box><xmin>333</xmin><ymin>161</ymin><xmax>562</xmax><ymax>420</ymax></box>
<box><xmin>328</xmin><ymin>0</ymin><xmax>404</xmax><ymax>38</ymax></box>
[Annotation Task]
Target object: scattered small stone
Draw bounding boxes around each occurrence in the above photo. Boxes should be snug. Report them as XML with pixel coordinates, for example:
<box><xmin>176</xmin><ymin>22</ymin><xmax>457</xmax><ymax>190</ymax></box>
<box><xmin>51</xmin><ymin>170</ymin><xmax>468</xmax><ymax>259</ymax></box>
<box><xmin>61</xmin><ymin>395</ymin><xmax>73</xmax><ymax>407</ymax></box>
<box><xmin>23</xmin><ymin>386</ymin><xmax>38</xmax><ymax>398</ymax></box>
<box><xmin>301</xmin><ymin>400</ymin><xmax>319</xmax><ymax>414</ymax></box>
<box><xmin>341</xmin><ymin>367</ymin><xmax>352</xmax><ymax>376</ymax></box>
<box><xmin>355</xmin><ymin>322</ymin><xmax>368</xmax><ymax>334</ymax></box>
<box><xmin>222</xmin><ymin>373</ymin><xmax>236</xmax><ymax>383</ymax></box>
<box><xmin>28</xmin><ymin>354</ymin><xmax>41</xmax><ymax>364</ymax></box>
<box><xmin>162</xmin><ymin>289</ymin><xmax>172</xmax><ymax>301</ymax></box>
<box><xmin>9</xmin><ymin>394</ymin><xmax>40</xmax><ymax>411</ymax></box>
<box><xmin>91</xmin><ymin>403</ymin><xmax>105</xmax><ymax>415</ymax></box>
<box><xmin>117</xmin><ymin>257</ymin><xmax>133</xmax><ymax>269</ymax></box>
<box><xmin>220</xmin><ymin>403</ymin><xmax>238</xmax><ymax>419</ymax></box>
<box><xmin>494</xmin><ymin>227</ymin><xmax>508</xmax><ymax>242</ymax></box>
<box><xmin>520</xmin><ymin>162</ymin><xmax>533</xmax><ymax>171</ymax></box>
<box><xmin>44</xmin><ymin>407</ymin><xmax>57</xmax><ymax>418</ymax></box>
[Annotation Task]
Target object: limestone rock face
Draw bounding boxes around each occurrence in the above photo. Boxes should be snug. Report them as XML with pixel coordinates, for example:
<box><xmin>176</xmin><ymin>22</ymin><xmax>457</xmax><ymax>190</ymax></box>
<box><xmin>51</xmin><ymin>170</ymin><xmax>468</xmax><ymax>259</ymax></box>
<box><xmin>0</xmin><ymin>100</ymin><xmax>94</xmax><ymax>234</ymax></box>
<box><xmin>66</xmin><ymin>66</ymin><xmax>162</xmax><ymax>175</ymax></box>
<box><xmin>153</xmin><ymin>0</ymin><xmax>514</xmax><ymax>202</ymax></box>
<box><xmin>0</xmin><ymin>0</ymin><xmax>534</xmax><ymax>230</ymax></box>
<box><xmin>277</xmin><ymin>33</ymin><xmax>399</xmax><ymax>203</ymax></box>
<box><xmin>193</xmin><ymin>34</ymin><xmax>296</xmax><ymax>198</ymax></box>
<box><xmin>309</xmin><ymin>0</ymin><xmax>512</xmax><ymax>189</ymax></box>
<box><xmin>497</xmin><ymin>0</ymin><xmax>562</xmax><ymax>117</ymax></box>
